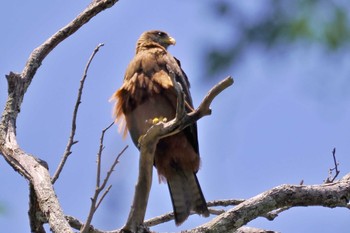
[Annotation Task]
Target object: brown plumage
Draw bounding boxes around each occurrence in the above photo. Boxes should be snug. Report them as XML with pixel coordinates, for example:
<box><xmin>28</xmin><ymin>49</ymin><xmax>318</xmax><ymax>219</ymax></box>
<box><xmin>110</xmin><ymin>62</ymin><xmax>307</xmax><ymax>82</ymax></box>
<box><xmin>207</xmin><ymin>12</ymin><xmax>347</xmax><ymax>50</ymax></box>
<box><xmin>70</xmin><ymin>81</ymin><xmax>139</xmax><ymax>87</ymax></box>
<box><xmin>111</xmin><ymin>30</ymin><xmax>209</xmax><ymax>225</ymax></box>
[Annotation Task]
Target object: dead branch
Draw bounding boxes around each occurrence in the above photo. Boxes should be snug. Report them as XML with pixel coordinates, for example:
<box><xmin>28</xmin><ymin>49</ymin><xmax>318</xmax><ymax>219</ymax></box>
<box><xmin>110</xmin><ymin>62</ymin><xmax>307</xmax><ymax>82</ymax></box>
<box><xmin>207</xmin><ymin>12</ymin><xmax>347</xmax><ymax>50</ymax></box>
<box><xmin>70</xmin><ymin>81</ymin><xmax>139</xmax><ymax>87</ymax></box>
<box><xmin>65</xmin><ymin>173</ymin><xmax>350</xmax><ymax>233</ymax></box>
<box><xmin>29</xmin><ymin>184</ymin><xmax>47</xmax><ymax>233</ymax></box>
<box><xmin>325</xmin><ymin>147</ymin><xmax>340</xmax><ymax>183</ymax></box>
<box><xmin>236</xmin><ymin>227</ymin><xmax>279</xmax><ymax>233</ymax></box>
<box><xmin>143</xmin><ymin>211</ymin><xmax>174</xmax><ymax>228</ymax></box>
<box><xmin>207</xmin><ymin>199</ymin><xmax>245</xmax><ymax>207</ymax></box>
<box><xmin>143</xmin><ymin>198</ymin><xmax>245</xmax><ymax>227</ymax></box>
<box><xmin>66</xmin><ymin>216</ymin><xmax>108</xmax><ymax>233</ymax></box>
<box><xmin>0</xmin><ymin>1</ymin><xmax>119</xmax><ymax>232</ymax></box>
<box><xmin>185</xmin><ymin>173</ymin><xmax>350</xmax><ymax>233</ymax></box>
<box><xmin>81</xmin><ymin>122</ymin><xmax>127</xmax><ymax>233</ymax></box>
<box><xmin>52</xmin><ymin>43</ymin><xmax>105</xmax><ymax>184</ymax></box>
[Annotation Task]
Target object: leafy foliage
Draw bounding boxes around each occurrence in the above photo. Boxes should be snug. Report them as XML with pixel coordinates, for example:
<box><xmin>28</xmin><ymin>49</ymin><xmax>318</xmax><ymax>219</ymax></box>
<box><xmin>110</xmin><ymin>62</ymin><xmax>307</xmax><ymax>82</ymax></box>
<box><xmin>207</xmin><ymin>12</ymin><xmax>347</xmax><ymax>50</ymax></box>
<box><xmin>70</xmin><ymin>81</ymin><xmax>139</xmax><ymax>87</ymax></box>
<box><xmin>205</xmin><ymin>0</ymin><xmax>350</xmax><ymax>75</ymax></box>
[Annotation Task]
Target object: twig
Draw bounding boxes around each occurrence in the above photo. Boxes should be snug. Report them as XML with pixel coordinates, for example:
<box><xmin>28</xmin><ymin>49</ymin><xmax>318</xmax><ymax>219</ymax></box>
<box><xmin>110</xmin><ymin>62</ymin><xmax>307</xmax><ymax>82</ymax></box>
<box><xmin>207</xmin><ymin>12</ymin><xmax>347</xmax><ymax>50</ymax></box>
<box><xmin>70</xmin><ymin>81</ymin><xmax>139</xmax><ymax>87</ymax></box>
<box><xmin>52</xmin><ymin>43</ymin><xmax>104</xmax><ymax>184</ymax></box>
<box><xmin>96</xmin><ymin>123</ymin><xmax>114</xmax><ymax>188</ymax></box>
<box><xmin>95</xmin><ymin>185</ymin><xmax>112</xmax><ymax>211</ymax></box>
<box><xmin>264</xmin><ymin>206</ymin><xmax>291</xmax><ymax>221</ymax></box>
<box><xmin>324</xmin><ymin>147</ymin><xmax>340</xmax><ymax>183</ymax></box>
<box><xmin>143</xmin><ymin>198</ymin><xmax>244</xmax><ymax>227</ymax></box>
<box><xmin>66</xmin><ymin>216</ymin><xmax>107</xmax><ymax>233</ymax></box>
<box><xmin>143</xmin><ymin>208</ymin><xmax>225</xmax><ymax>227</ymax></box>
<box><xmin>208</xmin><ymin>208</ymin><xmax>226</xmax><ymax>215</ymax></box>
<box><xmin>81</xmin><ymin>122</ymin><xmax>127</xmax><ymax>233</ymax></box>
<box><xmin>143</xmin><ymin>211</ymin><xmax>175</xmax><ymax>227</ymax></box>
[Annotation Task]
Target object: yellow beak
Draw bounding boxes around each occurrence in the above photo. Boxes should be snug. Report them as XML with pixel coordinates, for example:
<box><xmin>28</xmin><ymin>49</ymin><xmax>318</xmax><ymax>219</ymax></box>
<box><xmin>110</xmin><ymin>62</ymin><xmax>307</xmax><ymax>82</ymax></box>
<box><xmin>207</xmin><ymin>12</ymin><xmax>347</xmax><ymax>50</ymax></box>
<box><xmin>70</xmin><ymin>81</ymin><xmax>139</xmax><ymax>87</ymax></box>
<box><xmin>167</xmin><ymin>36</ymin><xmax>176</xmax><ymax>45</ymax></box>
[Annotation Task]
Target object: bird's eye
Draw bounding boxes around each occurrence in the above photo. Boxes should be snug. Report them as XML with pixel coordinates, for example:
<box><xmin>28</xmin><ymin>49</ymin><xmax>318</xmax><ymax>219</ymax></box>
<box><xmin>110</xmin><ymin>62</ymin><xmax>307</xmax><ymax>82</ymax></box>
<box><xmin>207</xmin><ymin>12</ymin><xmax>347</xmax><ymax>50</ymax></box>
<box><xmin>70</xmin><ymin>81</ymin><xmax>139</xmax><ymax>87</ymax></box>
<box><xmin>157</xmin><ymin>31</ymin><xmax>165</xmax><ymax>37</ymax></box>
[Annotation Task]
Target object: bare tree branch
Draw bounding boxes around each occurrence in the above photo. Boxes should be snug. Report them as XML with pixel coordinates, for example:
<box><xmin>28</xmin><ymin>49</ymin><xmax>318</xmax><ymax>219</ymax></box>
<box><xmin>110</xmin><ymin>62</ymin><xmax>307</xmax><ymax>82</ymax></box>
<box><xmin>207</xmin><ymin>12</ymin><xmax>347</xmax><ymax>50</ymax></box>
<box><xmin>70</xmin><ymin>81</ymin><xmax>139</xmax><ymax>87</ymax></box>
<box><xmin>66</xmin><ymin>216</ymin><xmax>108</xmax><ymax>233</ymax></box>
<box><xmin>65</xmin><ymin>173</ymin><xmax>350</xmax><ymax>233</ymax></box>
<box><xmin>52</xmin><ymin>43</ymin><xmax>105</xmax><ymax>184</ymax></box>
<box><xmin>186</xmin><ymin>174</ymin><xmax>350</xmax><ymax>233</ymax></box>
<box><xmin>236</xmin><ymin>227</ymin><xmax>279</xmax><ymax>233</ymax></box>
<box><xmin>2</xmin><ymin>150</ymin><xmax>72</xmax><ymax>232</ymax></box>
<box><xmin>142</xmin><ymin>196</ymin><xmax>292</xmax><ymax>228</ymax></box>
<box><xmin>207</xmin><ymin>199</ymin><xmax>245</xmax><ymax>207</ymax></box>
<box><xmin>29</xmin><ymin>184</ymin><xmax>47</xmax><ymax>233</ymax></box>
<box><xmin>81</xmin><ymin>122</ymin><xmax>127</xmax><ymax>233</ymax></box>
<box><xmin>0</xmin><ymin>1</ymin><xmax>119</xmax><ymax>232</ymax></box>
<box><xmin>263</xmin><ymin>206</ymin><xmax>291</xmax><ymax>221</ymax></box>
<box><xmin>143</xmin><ymin>199</ymin><xmax>245</xmax><ymax>227</ymax></box>
<box><xmin>95</xmin><ymin>185</ymin><xmax>112</xmax><ymax>211</ymax></box>
<box><xmin>143</xmin><ymin>211</ymin><xmax>175</xmax><ymax>227</ymax></box>
<box><xmin>324</xmin><ymin>147</ymin><xmax>340</xmax><ymax>183</ymax></box>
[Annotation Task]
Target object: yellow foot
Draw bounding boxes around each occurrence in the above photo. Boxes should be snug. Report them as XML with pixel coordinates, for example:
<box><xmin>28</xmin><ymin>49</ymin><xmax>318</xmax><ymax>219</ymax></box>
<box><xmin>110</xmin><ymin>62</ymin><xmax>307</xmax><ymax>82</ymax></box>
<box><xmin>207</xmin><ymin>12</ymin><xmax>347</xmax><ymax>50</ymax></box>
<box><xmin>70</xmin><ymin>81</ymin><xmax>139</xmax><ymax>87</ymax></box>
<box><xmin>148</xmin><ymin>116</ymin><xmax>168</xmax><ymax>125</ymax></box>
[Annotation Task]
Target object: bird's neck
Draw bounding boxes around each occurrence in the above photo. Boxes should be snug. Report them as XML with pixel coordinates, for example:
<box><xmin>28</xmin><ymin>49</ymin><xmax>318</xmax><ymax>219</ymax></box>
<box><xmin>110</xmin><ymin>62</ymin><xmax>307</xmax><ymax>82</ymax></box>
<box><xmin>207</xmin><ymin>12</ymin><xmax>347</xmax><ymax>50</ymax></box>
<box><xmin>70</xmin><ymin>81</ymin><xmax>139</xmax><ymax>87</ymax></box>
<box><xmin>136</xmin><ymin>41</ymin><xmax>167</xmax><ymax>54</ymax></box>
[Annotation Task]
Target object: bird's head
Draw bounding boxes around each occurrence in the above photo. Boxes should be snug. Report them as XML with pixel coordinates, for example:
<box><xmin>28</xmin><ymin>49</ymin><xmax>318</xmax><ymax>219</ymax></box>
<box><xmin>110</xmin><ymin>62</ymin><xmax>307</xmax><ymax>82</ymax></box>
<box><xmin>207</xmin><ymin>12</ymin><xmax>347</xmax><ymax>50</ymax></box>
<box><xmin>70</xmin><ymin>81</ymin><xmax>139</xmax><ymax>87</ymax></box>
<box><xmin>137</xmin><ymin>30</ymin><xmax>176</xmax><ymax>51</ymax></box>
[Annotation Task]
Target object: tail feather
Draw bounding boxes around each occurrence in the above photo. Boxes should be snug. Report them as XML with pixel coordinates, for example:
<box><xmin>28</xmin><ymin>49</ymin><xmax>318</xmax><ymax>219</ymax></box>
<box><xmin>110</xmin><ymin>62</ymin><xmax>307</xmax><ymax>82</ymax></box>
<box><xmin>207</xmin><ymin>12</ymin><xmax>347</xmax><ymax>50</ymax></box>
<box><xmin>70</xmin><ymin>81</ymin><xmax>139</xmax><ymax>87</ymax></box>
<box><xmin>167</xmin><ymin>170</ymin><xmax>209</xmax><ymax>225</ymax></box>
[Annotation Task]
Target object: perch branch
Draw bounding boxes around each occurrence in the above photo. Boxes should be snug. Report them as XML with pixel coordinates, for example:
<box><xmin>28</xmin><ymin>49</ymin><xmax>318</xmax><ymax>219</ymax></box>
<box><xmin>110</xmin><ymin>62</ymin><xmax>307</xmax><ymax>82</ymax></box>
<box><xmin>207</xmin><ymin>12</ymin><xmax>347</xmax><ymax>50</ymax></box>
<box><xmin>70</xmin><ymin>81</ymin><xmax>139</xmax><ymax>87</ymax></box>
<box><xmin>163</xmin><ymin>76</ymin><xmax>234</xmax><ymax>138</ymax></box>
<box><xmin>123</xmin><ymin>76</ymin><xmax>233</xmax><ymax>232</ymax></box>
<box><xmin>52</xmin><ymin>43</ymin><xmax>105</xmax><ymax>184</ymax></box>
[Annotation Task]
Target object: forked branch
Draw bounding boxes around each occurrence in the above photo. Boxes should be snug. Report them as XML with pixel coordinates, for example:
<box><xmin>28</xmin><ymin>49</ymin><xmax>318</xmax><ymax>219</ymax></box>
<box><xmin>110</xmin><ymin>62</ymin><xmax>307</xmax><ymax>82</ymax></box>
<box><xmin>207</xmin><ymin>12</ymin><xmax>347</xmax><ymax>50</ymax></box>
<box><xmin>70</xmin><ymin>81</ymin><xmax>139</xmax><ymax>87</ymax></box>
<box><xmin>81</xmin><ymin>122</ymin><xmax>128</xmax><ymax>233</ymax></box>
<box><xmin>123</xmin><ymin>76</ymin><xmax>234</xmax><ymax>232</ymax></box>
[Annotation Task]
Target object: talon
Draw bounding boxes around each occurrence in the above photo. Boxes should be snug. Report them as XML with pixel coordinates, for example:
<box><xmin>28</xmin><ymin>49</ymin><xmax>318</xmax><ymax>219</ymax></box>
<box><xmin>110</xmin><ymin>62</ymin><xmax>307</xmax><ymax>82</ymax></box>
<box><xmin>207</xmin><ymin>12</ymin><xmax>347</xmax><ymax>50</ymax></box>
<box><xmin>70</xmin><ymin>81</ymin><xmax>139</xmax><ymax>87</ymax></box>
<box><xmin>152</xmin><ymin>117</ymin><xmax>160</xmax><ymax>124</ymax></box>
<box><xmin>151</xmin><ymin>116</ymin><xmax>167</xmax><ymax>124</ymax></box>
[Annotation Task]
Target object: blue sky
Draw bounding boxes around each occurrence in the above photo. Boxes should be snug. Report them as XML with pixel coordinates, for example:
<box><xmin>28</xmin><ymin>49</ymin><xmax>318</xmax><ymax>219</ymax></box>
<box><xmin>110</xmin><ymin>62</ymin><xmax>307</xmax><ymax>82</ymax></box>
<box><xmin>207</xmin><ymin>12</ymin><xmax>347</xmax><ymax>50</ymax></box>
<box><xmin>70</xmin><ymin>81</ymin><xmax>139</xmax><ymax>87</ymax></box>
<box><xmin>1</xmin><ymin>1</ymin><xmax>350</xmax><ymax>232</ymax></box>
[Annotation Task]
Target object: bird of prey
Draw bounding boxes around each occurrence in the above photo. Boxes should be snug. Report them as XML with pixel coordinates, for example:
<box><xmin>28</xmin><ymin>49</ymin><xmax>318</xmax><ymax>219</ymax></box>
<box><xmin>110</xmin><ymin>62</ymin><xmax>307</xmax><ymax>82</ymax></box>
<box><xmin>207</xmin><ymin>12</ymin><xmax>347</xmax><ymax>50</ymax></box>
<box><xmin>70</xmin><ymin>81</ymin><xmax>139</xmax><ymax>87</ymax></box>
<box><xmin>111</xmin><ymin>30</ymin><xmax>209</xmax><ymax>225</ymax></box>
